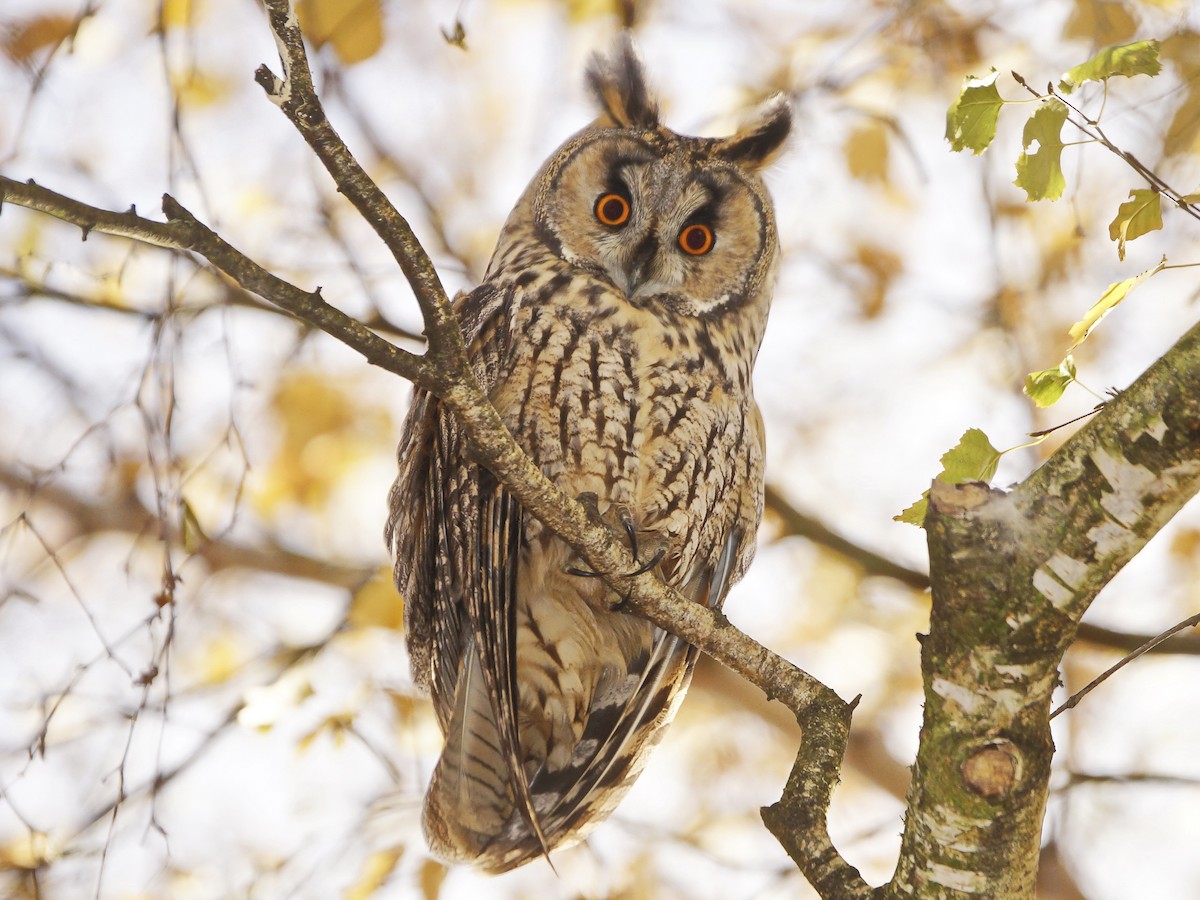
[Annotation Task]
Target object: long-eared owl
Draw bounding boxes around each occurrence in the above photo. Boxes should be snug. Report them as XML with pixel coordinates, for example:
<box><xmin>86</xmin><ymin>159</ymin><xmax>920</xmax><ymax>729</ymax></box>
<box><xmin>386</xmin><ymin>37</ymin><xmax>790</xmax><ymax>872</ymax></box>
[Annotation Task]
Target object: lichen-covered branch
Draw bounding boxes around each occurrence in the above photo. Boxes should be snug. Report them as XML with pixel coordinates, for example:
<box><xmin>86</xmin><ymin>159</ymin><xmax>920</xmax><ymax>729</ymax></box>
<box><xmin>888</xmin><ymin>318</ymin><xmax>1200</xmax><ymax>898</ymax></box>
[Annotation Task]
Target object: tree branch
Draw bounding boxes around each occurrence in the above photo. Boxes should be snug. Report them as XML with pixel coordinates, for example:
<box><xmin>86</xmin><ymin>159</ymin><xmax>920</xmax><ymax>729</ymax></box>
<box><xmin>890</xmin><ymin>318</ymin><xmax>1200</xmax><ymax>897</ymax></box>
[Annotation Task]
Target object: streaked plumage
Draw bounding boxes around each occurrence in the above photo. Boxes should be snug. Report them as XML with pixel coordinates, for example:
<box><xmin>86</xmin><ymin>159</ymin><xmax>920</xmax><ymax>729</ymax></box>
<box><xmin>386</xmin><ymin>37</ymin><xmax>789</xmax><ymax>872</ymax></box>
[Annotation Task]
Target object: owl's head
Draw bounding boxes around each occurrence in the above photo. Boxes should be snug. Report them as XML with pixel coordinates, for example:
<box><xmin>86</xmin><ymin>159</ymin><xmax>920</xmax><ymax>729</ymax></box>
<box><xmin>510</xmin><ymin>36</ymin><xmax>791</xmax><ymax>318</ymax></box>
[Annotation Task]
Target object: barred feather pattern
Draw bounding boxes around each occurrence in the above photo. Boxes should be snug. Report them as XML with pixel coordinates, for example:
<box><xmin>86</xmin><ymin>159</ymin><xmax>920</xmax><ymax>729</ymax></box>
<box><xmin>385</xmin><ymin>38</ymin><xmax>787</xmax><ymax>873</ymax></box>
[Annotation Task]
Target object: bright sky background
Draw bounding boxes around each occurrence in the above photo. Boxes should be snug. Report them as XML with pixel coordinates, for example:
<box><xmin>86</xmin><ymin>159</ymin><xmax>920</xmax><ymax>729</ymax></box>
<box><xmin>2</xmin><ymin>0</ymin><xmax>1200</xmax><ymax>898</ymax></box>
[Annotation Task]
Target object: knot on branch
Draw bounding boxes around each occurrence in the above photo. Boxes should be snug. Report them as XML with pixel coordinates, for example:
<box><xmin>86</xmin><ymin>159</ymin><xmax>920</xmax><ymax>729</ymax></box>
<box><xmin>961</xmin><ymin>739</ymin><xmax>1021</xmax><ymax>800</ymax></box>
<box><xmin>929</xmin><ymin>479</ymin><xmax>1000</xmax><ymax>517</ymax></box>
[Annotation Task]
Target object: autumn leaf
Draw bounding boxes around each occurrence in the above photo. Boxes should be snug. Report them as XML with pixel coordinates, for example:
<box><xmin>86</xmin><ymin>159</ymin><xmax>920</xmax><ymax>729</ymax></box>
<box><xmin>2</xmin><ymin>15</ymin><xmax>75</xmax><ymax>64</ymax></box>
<box><xmin>180</xmin><ymin>497</ymin><xmax>207</xmax><ymax>553</ymax></box>
<box><xmin>1014</xmin><ymin>99</ymin><xmax>1068</xmax><ymax>201</ymax></box>
<box><xmin>845</xmin><ymin>120</ymin><xmax>891</xmax><ymax>183</ymax></box>
<box><xmin>418</xmin><ymin>858</ymin><xmax>448</xmax><ymax>900</ymax></box>
<box><xmin>896</xmin><ymin>429</ymin><xmax>1003</xmax><ymax>526</ymax></box>
<box><xmin>1059</xmin><ymin>39</ymin><xmax>1161</xmax><ymax>93</ymax></box>
<box><xmin>296</xmin><ymin>0</ymin><xmax>383</xmax><ymax>65</ymax></box>
<box><xmin>1108</xmin><ymin>188</ymin><xmax>1162</xmax><ymax>260</ymax></box>
<box><xmin>1162</xmin><ymin>32</ymin><xmax>1200</xmax><ymax>156</ymax></box>
<box><xmin>946</xmin><ymin>69</ymin><xmax>1004</xmax><ymax>154</ymax></box>
<box><xmin>565</xmin><ymin>0</ymin><xmax>627</xmax><ymax>22</ymax></box>
<box><xmin>346</xmin><ymin>847</ymin><xmax>404</xmax><ymax>900</ymax></box>
<box><xmin>1062</xmin><ymin>0</ymin><xmax>1136</xmax><ymax>46</ymax></box>
<box><xmin>251</xmin><ymin>371</ymin><xmax>392</xmax><ymax>516</ymax></box>
<box><xmin>161</xmin><ymin>0</ymin><xmax>194</xmax><ymax>29</ymax></box>
<box><xmin>1024</xmin><ymin>356</ymin><xmax>1077</xmax><ymax>407</ymax></box>
<box><xmin>938</xmin><ymin>428</ymin><xmax>1003</xmax><ymax>484</ymax></box>
<box><xmin>1067</xmin><ymin>257</ymin><xmax>1167</xmax><ymax>349</ymax></box>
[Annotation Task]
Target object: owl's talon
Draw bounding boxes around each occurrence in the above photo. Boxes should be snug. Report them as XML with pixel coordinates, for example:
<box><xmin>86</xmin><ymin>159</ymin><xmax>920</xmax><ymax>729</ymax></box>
<box><xmin>625</xmin><ymin>546</ymin><xmax>665</xmax><ymax>577</ymax></box>
<box><xmin>566</xmin><ymin>546</ymin><xmax>665</xmax><ymax>581</ymax></box>
<box><xmin>566</xmin><ymin>565</ymin><xmax>604</xmax><ymax>578</ymax></box>
<box><xmin>615</xmin><ymin>505</ymin><xmax>639</xmax><ymax>562</ymax></box>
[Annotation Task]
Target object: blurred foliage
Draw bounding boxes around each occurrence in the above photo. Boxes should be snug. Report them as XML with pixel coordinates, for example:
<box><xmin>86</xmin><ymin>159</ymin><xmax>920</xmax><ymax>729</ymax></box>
<box><xmin>1</xmin><ymin>0</ymin><xmax>1199</xmax><ymax>898</ymax></box>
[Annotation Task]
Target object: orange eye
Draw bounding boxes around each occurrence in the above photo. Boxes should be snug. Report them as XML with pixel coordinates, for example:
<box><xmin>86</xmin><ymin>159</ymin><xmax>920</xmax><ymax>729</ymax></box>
<box><xmin>594</xmin><ymin>192</ymin><xmax>631</xmax><ymax>227</ymax></box>
<box><xmin>678</xmin><ymin>223</ymin><xmax>714</xmax><ymax>255</ymax></box>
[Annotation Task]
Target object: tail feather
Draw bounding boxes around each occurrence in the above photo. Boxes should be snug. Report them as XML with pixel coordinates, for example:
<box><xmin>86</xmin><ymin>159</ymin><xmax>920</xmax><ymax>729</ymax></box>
<box><xmin>422</xmin><ymin>642</ymin><xmax>513</xmax><ymax>861</ymax></box>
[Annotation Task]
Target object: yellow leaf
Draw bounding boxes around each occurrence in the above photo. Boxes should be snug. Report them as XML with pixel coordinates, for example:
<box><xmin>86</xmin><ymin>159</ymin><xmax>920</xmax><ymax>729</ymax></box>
<box><xmin>852</xmin><ymin>243</ymin><xmax>903</xmax><ymax>319</ymax></box>
<box><xmin>1062</xmin><ymin>0</ymin><xmax>1136</xmax><ymax>46</ymax></box>
<box><xmin>564</xmin><ymin>0</ymin><xmax>626</xmax><ymax>22</ymax></box>
<box><xmin>2</xmin><ymin>15</ymin><xmax>76</xmax><ymax>64</ymax></box>
<box><xmin>250</xmin><ymin>371</ymin><xmax>393</xmax><ymax>515</ymax></box>
<box><xmin>161</xmin><ymin>0</ymin><xmax>196</xmax><ymax>29</ymax></box>
<box><xmin>0</xmin><ymin>832</ymin><xmax>54</xmax><ymax>870</ymax></box>
<box><xmin>1107</xmin><ymin>189</ymin><xmax>1162</xmax><ymax>261</ymax></box>
<box><xmin>418</xmin><ymin>858</ymin><xmax>447</xmax><ymax>900</ymax></box>
<box><xmin>346</xmin><ymin>847</ymin><xmax>404</xmax><ymax>900</ymax></box>
<box><xmin>238</xmin><ymin>670</ymin><xmax>314</xmax><ymax>729</ymax></box>
<box><xmin>1162</xmin><ymin>32</ymin><xmax>1200</xmax><ymax>157</ymax></box>
<box><xmin>296</xmin><ymin>0</ymin><xmax>383</xmax><ymax>66</ymax></box>
<box><xmin>194</xmin><ymin>634</ymin><xmax>244</xmax><ymax>686</ymax></box>
<box><xmin>844</xmin><ymin>120</ymin><xmax>890</xmax><ymax>184</ymax></box>
<box><xmin>297</xmin><ymin>713</ymin><xmax>353</xmax><ymax>752</ymax></box>
<box><xmin>171</xmin><ymin>68</ymin><xmax>232</xmax><ymax>108</ymax></box>
<box><xmin>1067</xmin><ymin>257</ymin><xmax>1166</xmax><ymax>348</ymax></box>
<box><xmin>1169</xmin><ymin>527</ymin><xmax>1200</xmax><ymax>561</ymax></box>
<box><xmin>349</xmin><ymin>568</ymin><xmax>405</xmax><ymax>631</ymax></box>
<box><xmin>179</xmin><ymin>497</ymin><xmax>206</xmax><ymax>554</ymax></box>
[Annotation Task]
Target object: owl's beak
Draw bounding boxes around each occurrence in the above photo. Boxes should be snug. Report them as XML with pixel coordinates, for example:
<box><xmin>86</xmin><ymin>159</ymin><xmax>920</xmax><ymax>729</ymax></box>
<box><xmin>624</xmin><ymin>234</ymin><xmax>658</xmax><ymax>296</ymax></box>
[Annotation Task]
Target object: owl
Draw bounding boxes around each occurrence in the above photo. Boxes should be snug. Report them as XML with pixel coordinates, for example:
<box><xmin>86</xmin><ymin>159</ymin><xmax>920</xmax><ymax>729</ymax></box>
<box><xmin>386</xmin><ymin>37</ymin><xmax>790</xmax><ymax>872</ymax></box>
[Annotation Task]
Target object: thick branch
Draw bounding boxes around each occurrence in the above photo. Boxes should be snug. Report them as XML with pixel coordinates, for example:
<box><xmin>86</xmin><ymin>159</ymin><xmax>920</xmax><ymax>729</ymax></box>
<box><xmin>889</xmin><ymin>318</ymin><xmax>1200</xmax><ymax>897</ymax></box>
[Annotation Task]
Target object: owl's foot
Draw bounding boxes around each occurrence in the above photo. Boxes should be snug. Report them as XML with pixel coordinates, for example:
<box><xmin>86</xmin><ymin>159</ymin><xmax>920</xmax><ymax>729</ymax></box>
<box><xmin>566</xmin><ymin>493</ymin><xmax>665</xmax><ymax>583</ymax></box>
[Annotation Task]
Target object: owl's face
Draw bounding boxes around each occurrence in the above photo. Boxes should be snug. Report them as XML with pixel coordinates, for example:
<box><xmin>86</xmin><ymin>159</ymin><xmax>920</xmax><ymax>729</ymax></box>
<box><xmin>499</xmin><ymin>44</ymin><xmax>791</xmax><ymax>319</ymax></box>
<box><xmin>532</xmin><ymin>130</ymin><xmax>780</xmax><ymax>316</ymax></box>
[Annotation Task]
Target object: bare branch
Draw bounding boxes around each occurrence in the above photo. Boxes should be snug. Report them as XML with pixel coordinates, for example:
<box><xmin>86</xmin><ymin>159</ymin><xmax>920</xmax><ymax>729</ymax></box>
<box><xmin>1051</xmin><ymin>611</ymin><xmax>1200</xmax><ymax>718</ymax></box>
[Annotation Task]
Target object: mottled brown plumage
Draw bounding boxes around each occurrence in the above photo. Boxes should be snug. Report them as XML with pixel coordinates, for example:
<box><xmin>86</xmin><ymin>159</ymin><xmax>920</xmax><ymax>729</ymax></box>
<box><xmin>386</xmin><ymin>37</ymin><xmax>790</xmax><ymax>872</ymax></box>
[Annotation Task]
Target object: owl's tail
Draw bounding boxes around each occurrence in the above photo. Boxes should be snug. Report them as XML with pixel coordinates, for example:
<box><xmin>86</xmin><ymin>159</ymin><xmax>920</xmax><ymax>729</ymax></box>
<box><xmin>421</xmin><ymin>641</ymin><xmax>517</xmax><ymax>864</ymax></box>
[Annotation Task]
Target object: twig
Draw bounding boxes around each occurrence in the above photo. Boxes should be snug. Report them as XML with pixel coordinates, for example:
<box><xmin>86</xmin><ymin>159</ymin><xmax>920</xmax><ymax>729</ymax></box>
<box><xmin>1011</xmin><ymin>73</ymin><xmax>1200</xmax><ymax>222</ymax></box>
<box><xmin>1050</xmin><ymin>612</ymin><xmax>1200</xmax><ymax>718</ymax></box>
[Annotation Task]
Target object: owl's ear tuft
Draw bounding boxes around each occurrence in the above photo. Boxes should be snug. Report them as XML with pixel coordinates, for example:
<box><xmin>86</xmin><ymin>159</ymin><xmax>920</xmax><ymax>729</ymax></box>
<box><xmin>712</xmin><ymin>95</ymin><xmax>792</xmax><ymax>170</ymax></box>
<box><xmin>586</xmin><ymin>34</ymin><xmax>659</xmax><ymax>130</ymax></box>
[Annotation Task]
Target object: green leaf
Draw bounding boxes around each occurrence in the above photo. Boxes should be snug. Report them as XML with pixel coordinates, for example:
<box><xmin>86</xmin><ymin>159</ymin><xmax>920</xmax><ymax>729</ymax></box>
<box><xmin>1067</xmin><ymin>257</ymin><xmax>1167</xmax><ymax>348</ymax></box>
<box><xmin>894</xmin><ymin>494</ymin><xmax>929</xmax><ymax>526</ymax></box>
<box><xmin>946</xmin><ymin>69</ymin><xmax>1003</xmax><ymax>154</ymax></box>
<box><xmin>1014</xmin><ymin>99</ymin><xmax>1069</xmax><ymax>201</ymax></box>
<box><xmin>939</xmin><ymin>428</ymin><xmax>1003</xmax><ymax>484</ymax></box>
<box><xmin>1024</xmin><ymin>355</ymin><xmax>1077</xmax><ymax>407</ymax></box>
<box><xmin>1059</xmin><ymin>39</ymin><xmax>1162</xmax><ymax>93</ymax></box>
<box><xmin>895</xmin><ymin>429</ymin><xmax>1002</xmax><ymax>526</ymax></box>
<box><xmin>1107</xmin><ymin>188</ymin><xmax>1162</xmax><ymax>260</ymax></box>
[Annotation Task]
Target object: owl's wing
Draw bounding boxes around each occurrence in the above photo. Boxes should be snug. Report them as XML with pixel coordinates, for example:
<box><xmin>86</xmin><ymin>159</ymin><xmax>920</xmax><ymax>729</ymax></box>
<box><xmin>387</xmin><ymin>281</ymin><xmax>512</xmax><ymax>710</ymax></box>
<box><xmin>387</xmin><ymin>282</ymin><xmax>552</xmax><ymax>852</ymax></box>
<box><xmin>534</xmin><ymin>525</ymin><xmax>744</xmax><ymax>837</ymax></box>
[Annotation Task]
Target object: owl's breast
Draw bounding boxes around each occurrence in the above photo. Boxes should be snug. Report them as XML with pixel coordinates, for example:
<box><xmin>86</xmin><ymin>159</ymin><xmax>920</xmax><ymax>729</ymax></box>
<box><xmin>489</xmin><ymin>277</ymin><xmax>760</xmax><ymax>565</ymax></box>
